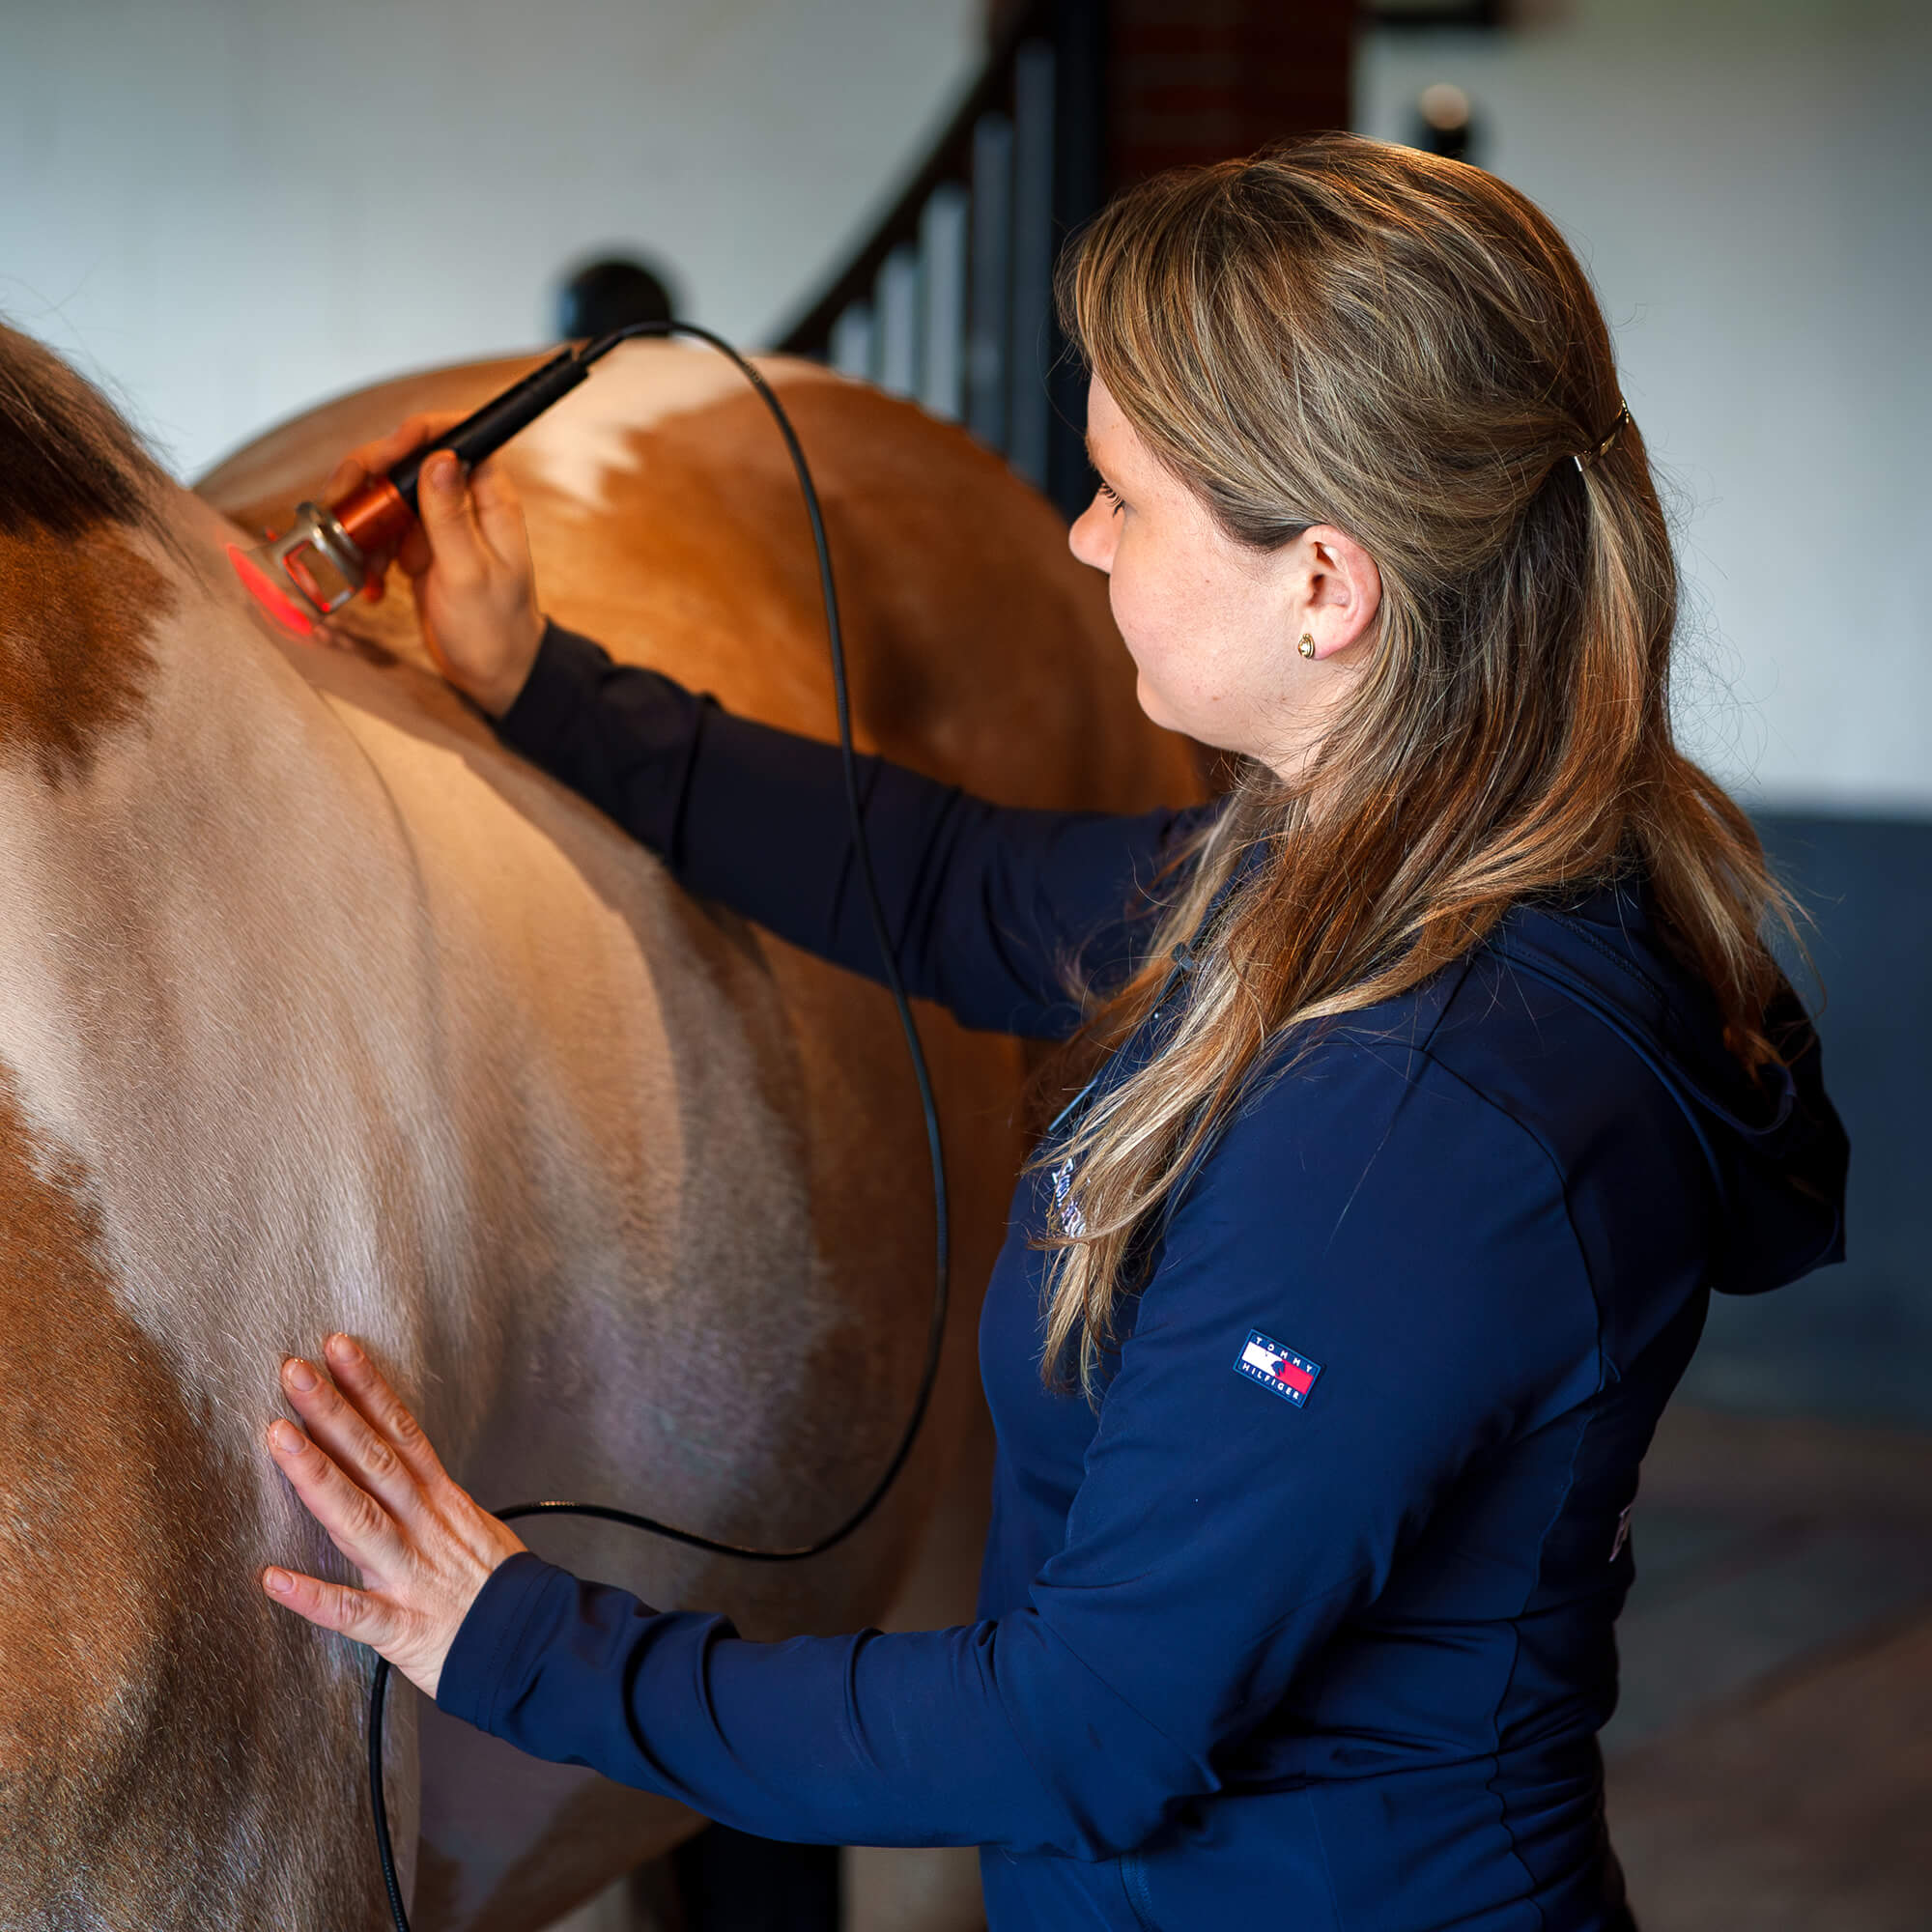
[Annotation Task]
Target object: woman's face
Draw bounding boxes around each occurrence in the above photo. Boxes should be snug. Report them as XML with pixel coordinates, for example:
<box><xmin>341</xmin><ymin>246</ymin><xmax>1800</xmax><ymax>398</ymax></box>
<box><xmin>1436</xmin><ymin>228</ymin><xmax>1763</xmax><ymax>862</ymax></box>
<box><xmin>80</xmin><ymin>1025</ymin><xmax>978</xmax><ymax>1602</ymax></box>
<box><xmin>1068</xmin><ymin>374</ymin><xmax>1380</xmax><ymax>786</ymax></box>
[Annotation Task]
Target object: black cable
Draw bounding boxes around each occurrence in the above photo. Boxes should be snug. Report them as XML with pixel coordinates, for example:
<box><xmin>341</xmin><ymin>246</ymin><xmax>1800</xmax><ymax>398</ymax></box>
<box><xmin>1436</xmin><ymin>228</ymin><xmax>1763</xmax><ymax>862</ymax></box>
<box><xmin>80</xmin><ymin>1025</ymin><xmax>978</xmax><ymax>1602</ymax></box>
<box><xmin>368</xmin><ymin>321</ymin><xmax>950</xmax><ymax>1932</ymax></box>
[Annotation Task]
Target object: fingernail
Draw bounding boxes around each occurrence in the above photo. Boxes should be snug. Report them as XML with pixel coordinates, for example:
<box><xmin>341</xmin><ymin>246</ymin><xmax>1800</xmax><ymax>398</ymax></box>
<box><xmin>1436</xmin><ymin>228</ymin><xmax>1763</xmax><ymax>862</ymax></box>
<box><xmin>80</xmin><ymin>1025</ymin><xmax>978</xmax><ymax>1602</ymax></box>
<box><xmin>282</xmin><ymin>1356</ymin><xmax>318</xmax><ymax>1393</ymax></box>
<box><xmin>429</xmin><ymin>453</ymin><xmax>460</xmax><ymax>490</ymax></box>
<box><xmin>270</xmin><ymin>1420</ymin><xmax>304</xmax><ymax>1455</ymax></box>
<box><xmin>264</xmin><ymin>1568</ymin><xmax>295</xmax><ymax>1595</ymax></box>
<box><xmin>326</xmin><ymin>1332</ymin><xmax>362</xmax><ymax>1363</ymax></box>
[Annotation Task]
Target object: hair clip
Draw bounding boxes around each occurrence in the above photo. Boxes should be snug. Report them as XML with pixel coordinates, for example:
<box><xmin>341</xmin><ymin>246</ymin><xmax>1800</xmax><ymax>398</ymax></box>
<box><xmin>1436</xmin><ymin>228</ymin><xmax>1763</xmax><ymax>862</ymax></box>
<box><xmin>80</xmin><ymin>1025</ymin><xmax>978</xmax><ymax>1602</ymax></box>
<box><xmin>1574</xmin><ymin>401</ymin><xmax>1632</xmax><ymax>472</ymax></box>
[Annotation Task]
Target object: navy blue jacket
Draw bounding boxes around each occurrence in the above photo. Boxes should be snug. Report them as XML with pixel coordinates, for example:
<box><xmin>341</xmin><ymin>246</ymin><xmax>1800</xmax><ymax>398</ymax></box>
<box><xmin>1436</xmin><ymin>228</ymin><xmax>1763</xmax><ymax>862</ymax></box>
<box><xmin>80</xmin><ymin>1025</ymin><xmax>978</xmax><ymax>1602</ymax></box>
<box><xmin>439</xmin><ymin>625</ymin><xmax>1848</xmax><ymax>1932</ymax></box>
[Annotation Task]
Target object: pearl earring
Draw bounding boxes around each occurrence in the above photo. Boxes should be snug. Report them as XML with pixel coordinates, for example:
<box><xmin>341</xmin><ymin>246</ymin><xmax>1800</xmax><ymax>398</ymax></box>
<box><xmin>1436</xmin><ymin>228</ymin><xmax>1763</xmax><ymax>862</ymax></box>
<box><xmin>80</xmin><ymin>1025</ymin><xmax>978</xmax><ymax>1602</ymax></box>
<box><xmin>1297</xmin><ymin>633</ymin><xmax>1316</xmax><ymax>660</ymax></box>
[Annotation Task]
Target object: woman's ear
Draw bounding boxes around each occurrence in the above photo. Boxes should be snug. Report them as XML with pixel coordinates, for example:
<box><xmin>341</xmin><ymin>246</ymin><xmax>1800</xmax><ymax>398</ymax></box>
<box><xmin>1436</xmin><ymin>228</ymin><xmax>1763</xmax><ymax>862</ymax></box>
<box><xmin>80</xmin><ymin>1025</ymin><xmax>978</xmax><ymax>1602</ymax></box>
<box><xmin>1300</xmin><ymin>526</ymin><xmax>1382</xmax><ymax>660</ymax></box>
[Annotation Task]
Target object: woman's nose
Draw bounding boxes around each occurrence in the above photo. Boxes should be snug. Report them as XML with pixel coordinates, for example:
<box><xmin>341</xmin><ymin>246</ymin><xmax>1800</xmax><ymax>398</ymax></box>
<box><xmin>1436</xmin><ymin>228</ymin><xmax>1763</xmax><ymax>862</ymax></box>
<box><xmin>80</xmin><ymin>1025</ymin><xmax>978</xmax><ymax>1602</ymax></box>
<box><xmin>1068</xmin><ymin>494</ymin><xmax>1116</xmax><ymax>574</ymax></box>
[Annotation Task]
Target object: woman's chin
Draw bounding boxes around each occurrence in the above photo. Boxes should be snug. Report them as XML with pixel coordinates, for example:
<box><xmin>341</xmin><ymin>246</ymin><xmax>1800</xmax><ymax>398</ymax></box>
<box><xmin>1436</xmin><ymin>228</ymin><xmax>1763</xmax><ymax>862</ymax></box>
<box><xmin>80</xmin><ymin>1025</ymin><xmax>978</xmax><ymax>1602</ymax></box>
<box><xmin>1132</xmin><ymin>671</ymin><xmax>1183</xmax><ymax>737</ymax></box>
<box><xmin>1135</xmin><ymin>676</ymin><xmax>1247</xmax><ymax>761</ymax></box>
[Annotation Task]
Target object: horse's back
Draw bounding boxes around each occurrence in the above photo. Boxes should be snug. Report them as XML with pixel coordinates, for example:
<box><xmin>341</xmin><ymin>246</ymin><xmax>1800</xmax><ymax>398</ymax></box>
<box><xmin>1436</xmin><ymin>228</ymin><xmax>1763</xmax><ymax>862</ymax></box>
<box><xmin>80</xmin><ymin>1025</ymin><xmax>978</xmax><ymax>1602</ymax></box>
<box><xmin>200</xmin><ymin>341</ymin><xmax>1178</xmax><ymax>808</ymax></box>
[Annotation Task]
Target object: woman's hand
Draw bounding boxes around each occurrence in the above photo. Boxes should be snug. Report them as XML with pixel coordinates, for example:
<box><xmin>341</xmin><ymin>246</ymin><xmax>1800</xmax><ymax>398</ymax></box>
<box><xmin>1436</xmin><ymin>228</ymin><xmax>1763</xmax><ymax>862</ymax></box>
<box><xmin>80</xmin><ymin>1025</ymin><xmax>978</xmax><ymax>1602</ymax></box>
<box><xmin>260</xmin><ymin>1333</ymin><xmax>526</xmax><ymax>1701</ymax></box>
<box><xmin>324</xmin><ymin>416</ymin><xmax>545</xmax><ymax>718</ymax></box>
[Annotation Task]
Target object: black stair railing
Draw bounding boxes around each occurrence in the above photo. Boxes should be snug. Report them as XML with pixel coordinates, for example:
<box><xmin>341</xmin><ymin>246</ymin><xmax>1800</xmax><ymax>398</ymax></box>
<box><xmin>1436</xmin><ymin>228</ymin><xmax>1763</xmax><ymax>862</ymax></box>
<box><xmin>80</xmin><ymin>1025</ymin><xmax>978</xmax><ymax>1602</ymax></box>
<box><xmin>774</xmin><ymin>0</ymin><xmax>1106</xmax><ymax>526</ymax></box>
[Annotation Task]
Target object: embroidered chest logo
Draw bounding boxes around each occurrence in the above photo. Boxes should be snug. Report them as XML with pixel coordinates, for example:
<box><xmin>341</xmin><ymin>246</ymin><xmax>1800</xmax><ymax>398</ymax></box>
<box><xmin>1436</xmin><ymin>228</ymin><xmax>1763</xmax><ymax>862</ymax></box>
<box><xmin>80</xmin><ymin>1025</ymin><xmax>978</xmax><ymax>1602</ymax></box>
<box><xmin>1235</xmin><ymin>1330</ymin><xmax>1322</xmax><ymax>1408</ymax></box>
<box><xmin>1048</xmin><ymin>1156</ymin><xmax>1087</xmax><ymax>1237</ymax></box>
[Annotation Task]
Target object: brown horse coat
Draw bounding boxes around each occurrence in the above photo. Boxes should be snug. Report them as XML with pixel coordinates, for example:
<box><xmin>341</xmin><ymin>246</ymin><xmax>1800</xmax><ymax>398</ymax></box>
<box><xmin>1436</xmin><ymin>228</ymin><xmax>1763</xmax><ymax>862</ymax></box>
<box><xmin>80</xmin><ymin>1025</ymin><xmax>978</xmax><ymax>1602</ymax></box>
<box><xmin>0</xmin><ymin>329</ymin><xmax>1195</xmax><ymax>1931</ymax></box>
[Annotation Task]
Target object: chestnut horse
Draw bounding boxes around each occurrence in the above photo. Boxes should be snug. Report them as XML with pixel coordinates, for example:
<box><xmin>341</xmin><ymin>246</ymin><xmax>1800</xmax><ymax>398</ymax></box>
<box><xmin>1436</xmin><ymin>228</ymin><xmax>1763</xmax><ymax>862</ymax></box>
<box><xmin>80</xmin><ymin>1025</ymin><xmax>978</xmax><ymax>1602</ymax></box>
<box><xmin>0</xmin><ymin>327</ymin><xmax>1195</xmax><ymax>1932</ymax></box>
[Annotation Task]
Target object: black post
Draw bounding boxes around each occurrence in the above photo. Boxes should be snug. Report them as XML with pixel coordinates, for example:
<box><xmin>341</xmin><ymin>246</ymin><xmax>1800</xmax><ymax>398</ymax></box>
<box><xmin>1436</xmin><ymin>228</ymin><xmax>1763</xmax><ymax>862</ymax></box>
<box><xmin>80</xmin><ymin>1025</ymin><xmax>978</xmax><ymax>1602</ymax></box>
<box><xmin>1045</xmin><ymin>0</ymin><xmax>1110</xmax><ymax>526</ymax></box>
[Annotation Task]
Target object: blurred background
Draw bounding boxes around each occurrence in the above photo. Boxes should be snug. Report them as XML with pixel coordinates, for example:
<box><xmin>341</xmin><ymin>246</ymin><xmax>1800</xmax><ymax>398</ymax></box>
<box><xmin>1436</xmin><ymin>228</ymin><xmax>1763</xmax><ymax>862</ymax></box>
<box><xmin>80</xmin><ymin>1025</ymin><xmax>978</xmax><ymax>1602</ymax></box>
<box><xmin>5</xmin><ymin>1</ymin><xmax>1926</xmax><ymax>1926</ymax></box>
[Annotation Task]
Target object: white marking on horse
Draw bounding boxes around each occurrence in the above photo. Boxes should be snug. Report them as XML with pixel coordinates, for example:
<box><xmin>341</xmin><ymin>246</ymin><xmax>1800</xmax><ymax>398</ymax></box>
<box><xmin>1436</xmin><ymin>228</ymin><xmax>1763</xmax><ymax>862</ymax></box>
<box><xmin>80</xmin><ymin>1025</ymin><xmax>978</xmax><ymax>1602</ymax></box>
<box><xmin>513</xmin><ymin>342</ymin><xmax>842</xmax><ymax>511</ymax></box>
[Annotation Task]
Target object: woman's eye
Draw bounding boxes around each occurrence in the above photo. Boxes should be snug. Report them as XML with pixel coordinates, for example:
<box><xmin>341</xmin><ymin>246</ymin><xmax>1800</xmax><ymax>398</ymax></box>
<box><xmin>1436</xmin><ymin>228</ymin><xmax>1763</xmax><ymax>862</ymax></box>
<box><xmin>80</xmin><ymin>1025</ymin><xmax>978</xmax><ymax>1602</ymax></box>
<box><xmin>1095</xmin><ymin>481</ymin><xmax>1125</xmax><ymax>515</ymax></box>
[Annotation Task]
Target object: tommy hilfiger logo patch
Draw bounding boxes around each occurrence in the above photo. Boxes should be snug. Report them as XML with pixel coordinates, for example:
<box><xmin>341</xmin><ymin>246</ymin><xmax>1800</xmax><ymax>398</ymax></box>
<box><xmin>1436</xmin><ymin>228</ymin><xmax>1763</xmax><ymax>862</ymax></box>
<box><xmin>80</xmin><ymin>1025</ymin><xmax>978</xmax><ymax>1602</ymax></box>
<box><xmin>1235</xmin><ymin>1330</ymin><xmax>1322</xmax><ymax>1407</ymax></box>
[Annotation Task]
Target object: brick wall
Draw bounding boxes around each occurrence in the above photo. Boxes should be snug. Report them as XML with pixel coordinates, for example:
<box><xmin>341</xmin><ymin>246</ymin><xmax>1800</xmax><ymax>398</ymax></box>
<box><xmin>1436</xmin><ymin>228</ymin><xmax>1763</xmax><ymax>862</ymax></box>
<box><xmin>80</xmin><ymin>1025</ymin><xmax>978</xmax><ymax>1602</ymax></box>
<box><xmin>1107</xmin><ymin>0</ymin><xmax>1351</xmax><ymax>186</ymax></box>
<box><xmin>985</xmin><ymin>0</ymin><xmax>1353</xmax><ymax>189</ymax></box>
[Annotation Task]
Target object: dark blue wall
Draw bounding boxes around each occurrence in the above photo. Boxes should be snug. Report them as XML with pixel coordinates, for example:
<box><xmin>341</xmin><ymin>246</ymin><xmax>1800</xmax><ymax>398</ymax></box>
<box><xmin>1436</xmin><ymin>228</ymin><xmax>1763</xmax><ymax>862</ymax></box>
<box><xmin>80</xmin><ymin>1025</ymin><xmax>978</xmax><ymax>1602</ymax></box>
<box><xmin>1680</xmin><ymin>812</ymin><xmax>1932</xmax><ymax>1429</ymax></box>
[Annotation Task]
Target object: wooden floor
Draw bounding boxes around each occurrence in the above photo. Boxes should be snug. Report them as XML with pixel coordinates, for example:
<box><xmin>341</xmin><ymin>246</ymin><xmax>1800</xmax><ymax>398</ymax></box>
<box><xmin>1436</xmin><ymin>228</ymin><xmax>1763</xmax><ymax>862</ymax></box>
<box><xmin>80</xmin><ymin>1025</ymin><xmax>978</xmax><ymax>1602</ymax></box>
<box><xmin>1607</xmin><ymin>1405</ymin><xmax>1932</xmax><ymax>1932</ymax></box>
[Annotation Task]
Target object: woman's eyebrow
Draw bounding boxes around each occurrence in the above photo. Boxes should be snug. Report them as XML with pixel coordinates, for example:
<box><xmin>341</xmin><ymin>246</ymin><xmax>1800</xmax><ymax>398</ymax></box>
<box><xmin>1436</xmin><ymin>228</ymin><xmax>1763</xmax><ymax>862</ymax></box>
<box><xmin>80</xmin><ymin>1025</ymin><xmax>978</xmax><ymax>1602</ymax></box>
<box><xmin>1083</xmin><ymin>433</ymin><xmax>1119</xmax><ymax>485</ymax></box>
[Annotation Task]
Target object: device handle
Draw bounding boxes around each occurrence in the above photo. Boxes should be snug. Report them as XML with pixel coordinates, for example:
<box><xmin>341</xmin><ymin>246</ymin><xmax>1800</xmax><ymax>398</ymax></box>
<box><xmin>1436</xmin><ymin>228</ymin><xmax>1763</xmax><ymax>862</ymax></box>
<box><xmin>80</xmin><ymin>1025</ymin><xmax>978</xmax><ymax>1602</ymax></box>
<box><xmin>387</xmin><ymin>348</ymin><xmax>590</xmax><ymax>511</ymax></box>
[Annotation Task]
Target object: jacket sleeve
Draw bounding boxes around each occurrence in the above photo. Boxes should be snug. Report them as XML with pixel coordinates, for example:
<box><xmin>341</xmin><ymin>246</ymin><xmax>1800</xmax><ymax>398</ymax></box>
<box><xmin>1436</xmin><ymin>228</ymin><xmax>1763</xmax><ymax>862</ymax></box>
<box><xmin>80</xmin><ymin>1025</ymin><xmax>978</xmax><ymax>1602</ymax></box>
<box><xmin>494</xmin><ymin>622</ymin><xmax>1212</xmax><ymax>1037</ymax></box>
<box><xmin>434</xmin><ymin>1038</ymin><xmax>1606</xmax><ymax>1855</ymax></box>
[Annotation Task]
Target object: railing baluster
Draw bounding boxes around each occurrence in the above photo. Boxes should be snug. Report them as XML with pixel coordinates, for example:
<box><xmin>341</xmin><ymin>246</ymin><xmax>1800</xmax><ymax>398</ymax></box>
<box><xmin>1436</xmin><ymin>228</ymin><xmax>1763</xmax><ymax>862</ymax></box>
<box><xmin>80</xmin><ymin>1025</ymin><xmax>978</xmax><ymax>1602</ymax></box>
<box><xmin>920</xmin><ymin>184</ymin><xmax>970</xmax><ymax>422</ymax></box>
<box><xmin>876</xmin><ymin>245</ymin><xmax>921</xmax><ymax>399</ymax></box>
<box><xmin>830</xmin><ymin>302</ymin><xmax>875</xmax><ymax>382</ymax></box>
<box><xmin>967</xmin><ymin>111</ymin><xmax>1014</xmax><ymax>452</ymax></box>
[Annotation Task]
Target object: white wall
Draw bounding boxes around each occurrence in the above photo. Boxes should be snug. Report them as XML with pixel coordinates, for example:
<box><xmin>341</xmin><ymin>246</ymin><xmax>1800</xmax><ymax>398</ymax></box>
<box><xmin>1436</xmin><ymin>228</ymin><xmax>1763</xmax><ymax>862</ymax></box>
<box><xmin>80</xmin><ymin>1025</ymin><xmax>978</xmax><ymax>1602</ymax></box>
<box><xmin>7</xmin><ymin>0</ymin><xmax>1923</xmax><ymax>812</ymax></box>
<box><xmin>1358</xmin><ymin>0</ymin><xmax>1932</xmax><ymax>815</ymax></box>
<box><xmin>0</xmin><ymin>0</ymin><xmax>978</xmax><ymax>474</ymax></box>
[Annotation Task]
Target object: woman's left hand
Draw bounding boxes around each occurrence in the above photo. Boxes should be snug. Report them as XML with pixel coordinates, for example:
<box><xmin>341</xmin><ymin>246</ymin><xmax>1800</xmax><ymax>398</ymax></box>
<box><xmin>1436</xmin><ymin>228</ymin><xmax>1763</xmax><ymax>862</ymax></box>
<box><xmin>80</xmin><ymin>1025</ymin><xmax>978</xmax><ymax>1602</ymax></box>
<box><xmin>260</xmin><ymin>1333</ymin><xmax>526</xmax><ymax>1701</ymax></box>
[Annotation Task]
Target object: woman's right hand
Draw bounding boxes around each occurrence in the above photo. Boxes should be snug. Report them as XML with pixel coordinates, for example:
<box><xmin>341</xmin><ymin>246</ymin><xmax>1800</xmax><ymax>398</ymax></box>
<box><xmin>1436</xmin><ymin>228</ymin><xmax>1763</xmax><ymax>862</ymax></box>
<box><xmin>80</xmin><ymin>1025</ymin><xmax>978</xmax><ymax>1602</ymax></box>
<box><xmin>323</xmin><ymin>414</ymin><xmax>545</xmax><ymax>719</ymax></box>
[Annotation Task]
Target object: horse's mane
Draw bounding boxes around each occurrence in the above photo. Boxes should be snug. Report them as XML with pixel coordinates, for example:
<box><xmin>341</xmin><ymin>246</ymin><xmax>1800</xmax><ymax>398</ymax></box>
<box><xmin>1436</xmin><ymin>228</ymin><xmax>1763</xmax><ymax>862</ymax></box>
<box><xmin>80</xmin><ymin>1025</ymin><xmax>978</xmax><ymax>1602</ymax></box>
<box><xmin>0</xmin><ymin>325</ymin><xmax>176</xmax><ymax>786</ymax></box>
<box><xmin>0</xmin><ymin>323</ymin><xmax>164</xmax><ymax>538</ymax></box>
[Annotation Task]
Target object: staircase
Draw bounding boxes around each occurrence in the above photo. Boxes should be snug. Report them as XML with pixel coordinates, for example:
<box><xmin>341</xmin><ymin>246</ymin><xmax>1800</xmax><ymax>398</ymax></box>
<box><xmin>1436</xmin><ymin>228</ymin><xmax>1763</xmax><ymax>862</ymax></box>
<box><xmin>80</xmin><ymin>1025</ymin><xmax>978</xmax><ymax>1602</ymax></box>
<box><xmin>774</xmin><ymin>0</ymin><xmax>1350</xmax><ymax>526</ymax></box>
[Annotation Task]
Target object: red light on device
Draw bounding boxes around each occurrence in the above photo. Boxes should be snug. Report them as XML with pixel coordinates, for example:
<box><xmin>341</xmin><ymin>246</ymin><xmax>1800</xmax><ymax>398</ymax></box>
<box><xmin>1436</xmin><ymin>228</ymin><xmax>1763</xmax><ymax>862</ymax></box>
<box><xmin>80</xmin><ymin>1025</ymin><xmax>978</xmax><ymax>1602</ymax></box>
<box><xmin>227</xmin><ymin>542</ymin><xmax>316</xmax><ymax>638</ymax></box>
<box><xmin>226</xmin><ymin>472</ymin><xmax>415</xmax><ymax>628</ymax></box>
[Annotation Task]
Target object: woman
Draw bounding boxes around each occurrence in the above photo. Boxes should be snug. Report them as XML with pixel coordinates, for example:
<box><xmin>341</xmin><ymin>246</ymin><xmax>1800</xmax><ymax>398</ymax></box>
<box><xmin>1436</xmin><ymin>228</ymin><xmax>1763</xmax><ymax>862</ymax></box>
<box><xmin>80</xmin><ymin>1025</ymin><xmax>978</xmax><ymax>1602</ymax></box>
<box><xmin>262</xmin><ymin>137</ymin><xmax>1846</xmax><ymax>1929</ymax></box>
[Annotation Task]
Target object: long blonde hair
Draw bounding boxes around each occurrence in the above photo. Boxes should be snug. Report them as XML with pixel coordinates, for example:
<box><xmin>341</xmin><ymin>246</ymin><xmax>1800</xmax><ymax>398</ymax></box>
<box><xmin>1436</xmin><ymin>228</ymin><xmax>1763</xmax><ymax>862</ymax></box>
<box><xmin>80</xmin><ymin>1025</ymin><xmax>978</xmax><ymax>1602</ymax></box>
<box><xmin>1037</xmin><ymin>134</ymin><xmax>1793</xmax><ymax>1391</ymax></box>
